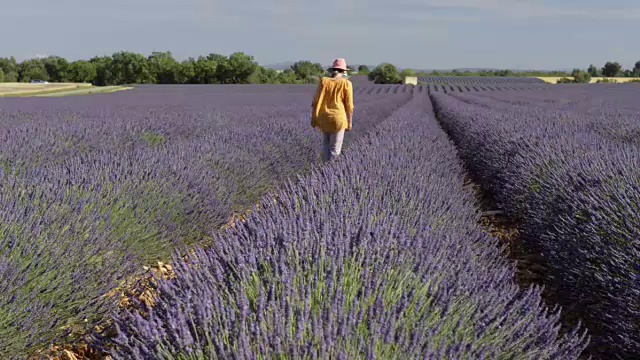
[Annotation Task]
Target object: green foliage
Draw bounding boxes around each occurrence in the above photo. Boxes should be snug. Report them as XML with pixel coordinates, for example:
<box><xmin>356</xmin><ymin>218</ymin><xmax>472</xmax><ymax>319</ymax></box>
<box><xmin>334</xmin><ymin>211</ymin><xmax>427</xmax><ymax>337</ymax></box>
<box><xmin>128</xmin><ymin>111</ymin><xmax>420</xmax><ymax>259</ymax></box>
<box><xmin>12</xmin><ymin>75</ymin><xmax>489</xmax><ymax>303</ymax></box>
<box><xmin>596</xmin><ymin>77</ymin><xmax>617</xmax><ymax>83</ymax></box>
<box><xmin>0</xmin><ymin>68</ymin><xmax>4</xmax><ymax>83</ymax></box>
<box><xmin>0</xmin><ymin>57</ymin><xmax>19</xmax><ymax>82</ymax></box>
<box><xmin>89</xmin><ymin>56</ymin><xmax>114</xmax><ymax>86</ymax></box>
<box><xmin>68</xmin><ymin>60</ymin><xmax>97</xmax><ymax>83</ymax></box>
<box><xmin>43</xmin><ymin>56</ymin><xmax>70</xmax><ymax>82</ymax></box>
<box><xmin>601</xmin><ymin>62</ymin><xmax>622</xmax><ymax>77</ymax></box>
<box><xmin>148</xmin><ymin>51</ymin><xmax>183</xmax><ymax>84</ymax></box>
<box><xmin>290</xmin><ymin>60</ymin><xmax>324</xmax><ymax>83</ymax></box>
<box><xmin>109</xmin><ymin>51</ymin><xmax>154</xmax><ymax>85</ymax></box>
<box><xmin>571</xmin><ymin>69</ymin><xmax>591</xmax><ymax>83</ymax></box>
<box><xmin>277</xmin><ymin>69</ymin><xmax>299</xmax><ymax>84</ymax></box>
<box><xmin>5</xmin><ymin>52</ymin><xmax>640</xmax><ymax>87</ymax></box>
<box><xmin>368</xmin><ymin>63</ymin><xmax>402</xmax><ymax>84</ymax></box>
<box><xmin>191</xmin><ymin>56</ymin><xmax>219</xmax><ymax>84</ymax></box>
<box><xmin>400</xmin><ymin>68</ymin><xmax>416</xmax><ymax>77</ymax></box>
<box><xmin>217</xmin><ymin>52</ymin><xmax>258</xmax><ymax>84</ymax></box>
<box><xmin>141</xmin><ymin>131</ymin><xmax>166</xmax><ymax>146</ymax></box>
<box><xmin>556</xmin><ymin>77</ymin><xmax>575</xmax><ymax>84</ymax></box>
<box><xmin>18</xmin><ymin>58</ymin><xmax>49</xmax><ymax>82</ymax></box>
<box><xmin>357</xmin><ymin>64</ymin><xmax>370</xmax><ymax>74</ymax></box>
<box><xmin>248</xmin><ymin>66</ymin><xmax>280</xmax><ymax>84</ymax></box>
<box><xmin>0</xmin><ymin>179</ymin><xmax>206</xmax><ymax>356</ymax></box>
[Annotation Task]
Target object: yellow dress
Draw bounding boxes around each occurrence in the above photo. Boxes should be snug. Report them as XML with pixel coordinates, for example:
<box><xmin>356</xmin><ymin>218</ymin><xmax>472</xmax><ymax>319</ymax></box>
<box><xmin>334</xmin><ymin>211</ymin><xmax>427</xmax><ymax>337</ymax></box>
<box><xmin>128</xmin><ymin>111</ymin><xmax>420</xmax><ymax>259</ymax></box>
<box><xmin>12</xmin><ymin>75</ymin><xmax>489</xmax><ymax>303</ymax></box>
<box><xmin>311</xmin><ymin>77</ymin><xmax>355</xmax><ymax>133</ymax></box>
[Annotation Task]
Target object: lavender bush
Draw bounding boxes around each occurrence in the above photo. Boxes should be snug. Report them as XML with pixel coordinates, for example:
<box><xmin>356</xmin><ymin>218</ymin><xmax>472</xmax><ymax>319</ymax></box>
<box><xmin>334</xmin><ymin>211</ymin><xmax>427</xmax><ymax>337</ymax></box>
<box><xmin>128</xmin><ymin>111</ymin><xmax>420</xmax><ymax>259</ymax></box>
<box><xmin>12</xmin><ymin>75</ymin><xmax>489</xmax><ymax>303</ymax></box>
<box><xmin>0</xmin><ymin>84</ymin><xmax>412</xmax><ymax>357</ymax></box>
<box><xmin>112</xmin><ymin>91</ymin><xmax>587</xmax><ymax>359</ymax></box>
<box><xmin>432</xmin><ymin>89</ymin><xmax>640</xmax><ymax>359</ymax></box>
<box><xmin>447</xmin><ymin>84</ymin><xmax>640</xmax><ymax>115</ymax></box>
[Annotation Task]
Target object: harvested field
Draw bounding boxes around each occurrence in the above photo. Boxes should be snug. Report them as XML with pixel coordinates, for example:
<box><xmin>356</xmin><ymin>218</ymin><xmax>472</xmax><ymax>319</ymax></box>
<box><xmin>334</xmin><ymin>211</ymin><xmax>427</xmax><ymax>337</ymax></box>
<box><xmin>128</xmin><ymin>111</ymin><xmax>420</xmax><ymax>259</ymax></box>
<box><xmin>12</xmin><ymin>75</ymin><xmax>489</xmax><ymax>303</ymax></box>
<box><xmin>35</xmin><ymin>86</ymin><xmax>133</xmax><ymax>97</ymax></box>
<box><xmin>0</xmin><ymin>83</ymin><xmax>131</xmax><ymax>97</ymax></box>
<box><xmin>0</xmin><ymin>82</ymin><xmax>92</xmax><ymax>96</ymax></box>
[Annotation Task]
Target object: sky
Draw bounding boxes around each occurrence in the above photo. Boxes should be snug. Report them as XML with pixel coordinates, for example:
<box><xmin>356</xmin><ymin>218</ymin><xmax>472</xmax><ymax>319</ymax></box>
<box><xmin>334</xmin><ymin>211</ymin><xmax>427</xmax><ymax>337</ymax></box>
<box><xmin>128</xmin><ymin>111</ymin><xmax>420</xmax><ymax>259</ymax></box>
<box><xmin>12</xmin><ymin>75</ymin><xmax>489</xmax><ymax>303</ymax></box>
<box><xmin>2</xmin><ymin>0</ymin><xmax>639</xmax><ymax>70</ymax></box>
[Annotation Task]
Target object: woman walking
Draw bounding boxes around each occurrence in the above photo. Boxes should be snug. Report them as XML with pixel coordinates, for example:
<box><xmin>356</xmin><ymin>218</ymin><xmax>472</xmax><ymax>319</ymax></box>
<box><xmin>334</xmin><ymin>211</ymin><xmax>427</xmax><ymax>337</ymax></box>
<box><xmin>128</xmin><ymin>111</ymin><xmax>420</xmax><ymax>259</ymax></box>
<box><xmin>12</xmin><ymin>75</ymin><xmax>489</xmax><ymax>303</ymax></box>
<box><xmin>311</xmin><ymin>58</ymin><xmax>355</xmax><ymax>162</ymax></box>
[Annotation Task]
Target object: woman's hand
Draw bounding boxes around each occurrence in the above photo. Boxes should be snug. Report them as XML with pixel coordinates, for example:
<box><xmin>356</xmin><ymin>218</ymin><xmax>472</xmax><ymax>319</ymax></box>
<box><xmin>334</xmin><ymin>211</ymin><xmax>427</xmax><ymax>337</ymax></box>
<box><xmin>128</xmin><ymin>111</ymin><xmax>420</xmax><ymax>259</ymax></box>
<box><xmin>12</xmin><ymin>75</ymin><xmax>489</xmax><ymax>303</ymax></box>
<box><xmin>346</xmin><ymin>122</ymin><xmax>353</xmax><ymax>131</ymax></box>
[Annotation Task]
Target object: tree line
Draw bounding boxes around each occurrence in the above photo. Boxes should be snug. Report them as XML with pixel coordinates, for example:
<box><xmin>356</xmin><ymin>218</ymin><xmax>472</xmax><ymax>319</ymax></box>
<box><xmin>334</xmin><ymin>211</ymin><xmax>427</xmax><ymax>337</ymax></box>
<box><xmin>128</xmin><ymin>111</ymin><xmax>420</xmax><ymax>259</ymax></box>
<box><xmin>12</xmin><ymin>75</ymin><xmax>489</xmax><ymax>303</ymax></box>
<box><xmin>0</xmin><ymin>52</ymin><xmax>338</xmax><ymax>85</ymax></box>
<box><xmin>559</xmin><ymin>61</ymin><xmax>640</xmax><ymax>83</ymax></box>
<box><xmin>365</xmin><ymin>61</ymin><xmax>640</xmax><ymax>84</ymax></box>
<box><xmin>360</xmin><ymin>64</ymin><xmax>573</xmax><ymax>84</ymax></box>
<box><xmin>1</xmin><ymin>51</ymin><xmax>638</xmax><ymax>85</ymax></box>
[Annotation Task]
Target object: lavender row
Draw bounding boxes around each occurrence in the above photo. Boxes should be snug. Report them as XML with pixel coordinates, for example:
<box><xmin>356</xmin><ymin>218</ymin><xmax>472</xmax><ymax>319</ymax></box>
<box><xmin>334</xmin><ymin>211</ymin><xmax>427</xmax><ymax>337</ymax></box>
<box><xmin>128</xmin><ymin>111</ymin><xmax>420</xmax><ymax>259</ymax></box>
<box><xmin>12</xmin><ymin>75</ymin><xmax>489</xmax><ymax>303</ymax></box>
<box><xmin>445</xmin><ymin>88</ymin><xmax>640</xmax><ymax>148</ymax></box>
<box><xmin>425</xmin><ymin>84</ymin><xmax>547</xmax><ymax>94</ymax></box>
<box><xmin>111</xmin><ymin>90</ymin><xmax>587</xmax><ymax>359</ymax></box>
<box><xmin>419</xmin><ymin>76</ymin><xmax>547</xmax><ymax>85</ymax></box>
<box><xmin>0</xmin><ymin>85</ymin><xmax>406</xmax><ymax>169</ymax></box>
<box><xmin>431</xmin><ymin>91</ymin><xmax>640</xmax><ymax>358</ymax></box>
<box><xmin>448</xmin><ymin>84</ymin><xmax>640</xmax><ymax>115</ymax></box>
<box><xmin>0</xmin><ymin>85</ymin><xmax>412</xmax><ymax>358</ymax></box>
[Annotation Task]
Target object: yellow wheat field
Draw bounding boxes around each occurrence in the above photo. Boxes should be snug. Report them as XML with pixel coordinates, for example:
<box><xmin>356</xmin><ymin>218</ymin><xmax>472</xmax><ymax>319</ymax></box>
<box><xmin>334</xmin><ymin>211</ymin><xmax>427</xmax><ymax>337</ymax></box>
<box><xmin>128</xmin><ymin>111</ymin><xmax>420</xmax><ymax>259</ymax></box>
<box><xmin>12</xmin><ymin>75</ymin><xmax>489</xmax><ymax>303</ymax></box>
<box><xmin>536</xmin><ymin>77</ymin><xmax>639</xmax><ymax>84</ymax></box>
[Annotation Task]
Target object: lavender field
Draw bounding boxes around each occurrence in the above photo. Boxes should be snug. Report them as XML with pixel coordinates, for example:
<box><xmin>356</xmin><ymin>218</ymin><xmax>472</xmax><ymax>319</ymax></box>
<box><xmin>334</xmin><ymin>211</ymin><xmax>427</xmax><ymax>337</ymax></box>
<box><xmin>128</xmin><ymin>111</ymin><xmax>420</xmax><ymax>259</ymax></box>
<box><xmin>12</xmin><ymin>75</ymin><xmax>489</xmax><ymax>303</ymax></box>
<box><xmin>0</xmin><ymin>81</ymin><xmax>638</xmax><ymax>359</ymax></box>
<box><xmin>419</xmin><ymin>76</ymin><xmax>546</xmax><ymax>85</ymax></box>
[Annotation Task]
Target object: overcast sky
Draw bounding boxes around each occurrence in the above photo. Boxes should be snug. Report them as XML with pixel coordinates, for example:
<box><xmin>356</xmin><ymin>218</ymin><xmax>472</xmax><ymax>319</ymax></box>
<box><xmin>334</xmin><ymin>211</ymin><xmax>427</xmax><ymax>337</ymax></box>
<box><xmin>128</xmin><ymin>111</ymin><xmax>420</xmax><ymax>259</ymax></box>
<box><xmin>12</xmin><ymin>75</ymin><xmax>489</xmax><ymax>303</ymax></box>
<box><xmin>2</xmin><ymin>0</ymin><xmax>638</xmax><ymax>70</ymax></box>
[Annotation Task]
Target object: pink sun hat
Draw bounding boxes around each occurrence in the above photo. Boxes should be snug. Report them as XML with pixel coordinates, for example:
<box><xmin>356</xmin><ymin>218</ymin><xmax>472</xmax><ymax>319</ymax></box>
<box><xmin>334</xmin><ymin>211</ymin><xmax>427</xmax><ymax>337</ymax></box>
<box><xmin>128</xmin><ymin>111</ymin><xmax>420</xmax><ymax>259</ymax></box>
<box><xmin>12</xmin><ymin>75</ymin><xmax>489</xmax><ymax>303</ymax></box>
<box><xmin>329</xmin><ymin>58</ymin><xmax>349</xmax><ymax>71</ymax></box>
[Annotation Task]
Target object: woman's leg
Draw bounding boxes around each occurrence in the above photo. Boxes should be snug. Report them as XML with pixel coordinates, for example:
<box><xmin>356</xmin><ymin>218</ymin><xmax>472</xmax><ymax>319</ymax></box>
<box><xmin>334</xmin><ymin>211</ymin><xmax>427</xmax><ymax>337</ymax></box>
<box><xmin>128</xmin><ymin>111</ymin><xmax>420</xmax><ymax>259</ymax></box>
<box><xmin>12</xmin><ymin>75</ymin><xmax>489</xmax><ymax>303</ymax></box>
<box><xmin>321</xmin><ymin>132</ymin><xmax>332</xmax><ymax>162</ymax></box>
<box><xmin>327</xmin><ymin>130</ymin><xmax>345</xmax><ymax>161</ymax></box>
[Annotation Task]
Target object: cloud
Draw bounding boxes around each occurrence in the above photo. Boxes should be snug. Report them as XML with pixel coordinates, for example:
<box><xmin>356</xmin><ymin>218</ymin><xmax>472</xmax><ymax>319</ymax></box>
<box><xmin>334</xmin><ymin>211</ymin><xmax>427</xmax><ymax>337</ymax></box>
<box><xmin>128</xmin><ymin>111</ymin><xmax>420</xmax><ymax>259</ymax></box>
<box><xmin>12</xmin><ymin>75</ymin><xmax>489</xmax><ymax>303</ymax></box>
<box><xmin>415</xmin><ymin>0</ymin><xmax>640</xmax><ymax>19</ymax></box>
<box><xmin>235</xmin><ymin>0</ymin><xmax>640</xmax><ymax>27</ymax></box>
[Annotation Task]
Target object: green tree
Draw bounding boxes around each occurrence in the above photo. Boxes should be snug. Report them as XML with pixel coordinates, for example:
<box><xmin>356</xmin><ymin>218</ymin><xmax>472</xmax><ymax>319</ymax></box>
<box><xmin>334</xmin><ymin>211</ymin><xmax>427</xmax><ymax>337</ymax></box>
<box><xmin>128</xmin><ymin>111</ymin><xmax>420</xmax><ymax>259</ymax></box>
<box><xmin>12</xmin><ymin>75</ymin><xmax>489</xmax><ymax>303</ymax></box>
<box><xmin>633</xmin><ymin>61</ymin><xmax>640</xmax><ymax>77</ymax></box>
<box><xmin>400</xmin><ymin>68</ymin><xmax>416</xmax><ymax>77</ymax></box>
<box><xmin>0</xmin><ymin>57</ymin><xmax>19</xmax><ymax>82</ymax></box>
<box><xmin>217</xmin><ymin>52</ymin><xmax>258</xmax><ymax>84</ymax></box>
<box><xmin>148</xmin><ymin>51</ymin><xmax>181</xmax><ymax>84</ymax></box>
<box><xmin>277</xmin><ymin>69</ymin><xmax>298</xmax><ymax>84</ymax></box>
<box><xmin>571</xmin><ymin>69</ymin><xmax>591</xmax><ymax>83</ymax></box>
<box><xmin>67</xmin><ymin>60</ymin><xmax>97</xmax><ymax>83</ymax></box>
<box><xmin>0</xmin><ymin>68</ymin><xmax>4</xmax><ymax>83</ymax></box>
<box><xmin>90</xmin><ymin>56</ymin><xmax>114</xmax><ymax>86</ymax></box>
<box><xmin>249</xmin><ymin>67</ymin><xmax>280</xmax><ymax>84</ymax></box>
<box><xmin>357</xmin><ymin>65</ymin><xmax>370</xmax><ymax>73</ymax></box>
<box><xmin>109</xmin><ymin>51</ymin><xmax>154</xmax><ymax>84</ymax></box>
<box><xmin>18</xmin><ymin>58</ymin><xmax>49</xmax><ymax>82</ymax></box>
<box><xmin>43</xmin><ymin>56</ymin><xmax>70</xmax><ymax>82</ymax></box>
<box><xmin>290</xmin><ymin>61</ymin><xmax>324</xmax><ymax>82</ymax></box>
<box><xmin>191</xmin><ymin>56</ymin><xmax>220</xmax><ymax>84</ymax></box>
<box><xmin>587</xmin><ymin>64</ymin><xmax>599</xmax><ymax>77</ymax></box>
<box><xmin>179</xmin><ymin>58</ymin><xmax>197</xmax><ymax>84</ymax></box>
<box><xmin>368</xmin><ymin>63</ymin><xmax>402</xmax><ymax>84</ymax></box>
<box><xmin>601</xmin><ymin>62</ymin><xmax>622</xmax><ymax>77</ymax></box>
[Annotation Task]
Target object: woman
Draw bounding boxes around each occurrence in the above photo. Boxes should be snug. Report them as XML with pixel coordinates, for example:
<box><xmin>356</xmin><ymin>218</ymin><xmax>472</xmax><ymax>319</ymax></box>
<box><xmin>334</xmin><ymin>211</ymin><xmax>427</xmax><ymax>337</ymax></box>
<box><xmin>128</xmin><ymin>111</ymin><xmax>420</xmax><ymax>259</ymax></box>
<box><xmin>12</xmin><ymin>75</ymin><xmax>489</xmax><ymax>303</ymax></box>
<box><xmin>311</xmin><ymin>58</ymin><xmax>355</xmax><ymax>162</ymax></box>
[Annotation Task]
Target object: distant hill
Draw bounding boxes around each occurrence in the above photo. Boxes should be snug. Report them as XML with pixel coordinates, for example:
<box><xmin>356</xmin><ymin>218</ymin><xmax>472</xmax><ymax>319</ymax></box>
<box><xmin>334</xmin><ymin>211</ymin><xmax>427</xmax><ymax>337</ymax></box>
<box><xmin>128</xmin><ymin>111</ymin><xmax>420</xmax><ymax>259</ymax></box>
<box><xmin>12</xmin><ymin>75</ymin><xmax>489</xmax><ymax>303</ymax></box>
<box><xmin>264</xmin><ymin>62</ymin><xmax>296</xmax><ymax>71</ymax></box>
